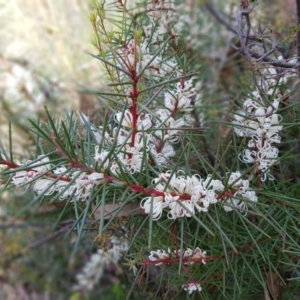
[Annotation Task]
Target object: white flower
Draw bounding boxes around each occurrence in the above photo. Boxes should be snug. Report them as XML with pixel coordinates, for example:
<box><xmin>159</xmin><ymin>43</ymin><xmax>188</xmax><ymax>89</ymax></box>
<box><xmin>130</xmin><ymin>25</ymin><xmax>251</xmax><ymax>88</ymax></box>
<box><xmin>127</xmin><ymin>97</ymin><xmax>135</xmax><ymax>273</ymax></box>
<box><xmin>54</xmin><ymin>166</ymin><xmax>68</xmax><ymax>175</ymax></box>
<box><xmin>223</xmin><ymin>196</ymin><xmax>248</xmax><ymax>212</ymax></box>
<box><xmin>117</xmin><ymin>143</ymin><xmax>147</xmax><ymax>174</ymax></box>
<box><xmin>164</xmin><ymin>91</ymin><xmax>177</xmax><ymax>111</ymax></box>
<box><xmin>148</xmin><ymin>246</ymin><xmax>207</xmax><ymax>269</ymax></box>
<box><xmin>163</xmin><ymin>79</ymin><xmax>195</xmax><ymax>112</ymax></box>
<box><xmin>75</xmin><ymin>172</ymin><xmax>104</xmax><ymax>201</ymax></box>
<box><xmin>240</xmin><ymin>149</ymin><xmax>256</xmax><ymax>163</ymax></box>
<box><xmin>202</xmin><ymin>175</ymin><xmax>224</xmax><ymax>192</ymax></box>
<box><xmin>74</xmin><ymin>249</ymin><xmax>107</xmax><ymax>291</ymax></box>
<box><xmin>74</xmin><ymin>230</ymin><xmax>128</xmax><ymax>291</ymax></box>
<box><xmin>137</xmin><ymin>113</ymin><xmax>152</xmax><ymax>130</ymax></box>
<box><xmin>114</xmin><ymin>110</ymin><xmax>133</xmax><ymax>128</ymax></box>
<box><xmin>128</xmin><ymin>151</ymin><xmax>143</xmax><ymax>173</ymax></box>
<box><xmin>223</xmin><ymin>172</ymin><xmax>257</xmax><ymax>212</ymax></box>
<box><xmin>183</xmin><ymin>282</ymin><xmax>202</xmax><ymax>294</ymax></box>
<box><xmin>94</xmin><ymin>146</ymin><xmax>110</xmax><ymax>170</ymax></box>
<box><xmin>183</xmin><ymin>247</ymin><xmax>207</xmax><ymax>265</ymax></box>
<box><xmin>12</xmin><ymin>156</ymin><xmax>51</xmax><ymax>187</ymax></box>
<box><xmin>150</xmin><ymin>140</ymin><xmax>175</xmax><ymax>165</ymax></box>
<box><xmin>133</xmin><ymin>132</ymin><xmax>150</xmax><ymax>151</ymax></box>
<box><xmin>33</xmin><ymin>178</ymin><xmax>56</xmax><ymax>195</ymax></box>
<box><xmin>167</xmin><ymin>198</ymin><xmax>194</xmax><ymax>219</ymax></box>
<box><xmin>227</xmin><ymin>171</ymin><xmax>245</xmax><ymax>187</ymax></box>
<box><xmin>159</xmin><ymin>58</ymin><xmax>180</xmax><ymax>77</ymax></box>
<box><xmin>149</xmin><ymin>249</ymin><xmax>170</xmax><ymax>265</ymax></box>
<box><xmin>156</xmin><ymin>109</ymin><xmax>171</xmax><ymax>122</ymax></box>
<box><xmin>155</xmin><ymin>116</ymin><xmax>186</xmax><ymax>143</ymax></box>
<box><xmin>55</xmin><ymin>182</ymin><xmax>76</xmax><ymax>200</ymax></box>
<box><xmin>140</xmin><ymin>196</ymin><xmax>168</xmax><ymax>220</ymax></box>
<box><xmin>114</xmin><ymin>128</ymin><xmax>130</xmax><ymax>145</ymax></box>
<box><xmin>12</xmin><ymin>170</ymin><xmax>38</xmax><ymax>186</ymax></box>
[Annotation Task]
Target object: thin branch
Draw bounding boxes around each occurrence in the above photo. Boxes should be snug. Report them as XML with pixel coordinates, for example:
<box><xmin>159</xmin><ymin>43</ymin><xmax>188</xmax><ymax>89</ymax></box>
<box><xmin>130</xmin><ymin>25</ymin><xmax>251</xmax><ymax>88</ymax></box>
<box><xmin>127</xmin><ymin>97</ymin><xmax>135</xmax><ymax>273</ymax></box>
<box><xmin>0</xmin><ymin>222</ymin><xmax>53</xmax><ymax>229</ymax></box>
<box><xmin>204</xmin><ymin>2</ymin><xmax>237</xmax><ymax>34</ymax></box>
<box><xmin>205</xmin><ymin>1</ymin><xmax>300</xmax><ymax>70</ymax></box>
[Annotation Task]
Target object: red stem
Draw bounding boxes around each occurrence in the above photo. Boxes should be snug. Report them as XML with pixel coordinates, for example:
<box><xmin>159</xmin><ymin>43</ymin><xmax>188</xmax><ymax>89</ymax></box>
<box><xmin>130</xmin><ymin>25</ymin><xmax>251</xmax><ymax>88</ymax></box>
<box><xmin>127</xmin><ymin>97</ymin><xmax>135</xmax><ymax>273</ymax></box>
<box><xmin>128</xmin><ymin>31</ymin><xmax>140</xmax><ymax>155</ymax></box>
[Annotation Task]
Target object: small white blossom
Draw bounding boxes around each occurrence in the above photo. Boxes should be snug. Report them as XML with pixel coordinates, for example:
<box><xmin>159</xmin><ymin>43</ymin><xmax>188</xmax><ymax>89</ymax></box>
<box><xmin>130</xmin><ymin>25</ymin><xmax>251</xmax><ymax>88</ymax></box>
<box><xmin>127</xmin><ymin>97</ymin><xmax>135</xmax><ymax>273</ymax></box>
<box><xmin>114</xmin><ymin>109</ymin><xmax>133</xmax><ymax>128</ymax></box>
<box><xmin>33</xmin><ymin>178</ymin><xmax>56</xmax><ymax>195</ymax></box>
<box><xmin>150</xmin><ymin>140</ymin><xmax>175</xmax><ymax>165</ymax></box>
<box><xmin>74</xmin><ymin>172</ymin><xmax>104</xmax><ymax>201</ymax></box>
<box><xmin>113</xmin><ymin>128</ymin><xmax>130</xmax><ymax>145</ymax></box>
<box><xmin>137</xmin><ymin>113</ymin><xmax>152</xmax><ymax>130</ymax></box>
<box><xmin>183</xmin><ymin>282</ymin><xmax>202</xmax><ymax>294</ymax></box>
<box><xmin>12</xmin><ymin>156</ymin><xmax>51</xmax><ymax>187</ymax></box>
<box><xmin>54</xmin><ymin>166</ymin><xmax>68</xmax><ymax>175</ymax></box>
<box><xmin>149</xmin><ymin>249</ymin><xmax>171</xmax><ymax>265</ymax></box>
<box><xmin>127</xmin><ymin>150</ymin><xmax>143</xmax><ymax>173</ymax></box>
<box><xmin>155</xmin><ymin>116</ymin><xmax>186</xmax><ymax>143</ymax></box>
<box><xmin>223</xmin><ymin>172</ymin><xmax>257</xmax><ymax>212</ymax></box>
<box><xmin>182</xmin><ymin>247</ymin><xmax>207</xmax><ymax>265</ymax></box>
<box><xmin>140</xmin><ymin>196</ymin><xmax>168</xmax><ymax>220</ymax></box>
<box><xmin>164</xmin><ymin>79</ymin><xmax>195</xmax><ymax>112</ymax></box>
<box><xmin>94</xmin><ymin>146</ymin><xmax>110</xmax><ymax>170</ymax></box>
<box><xmin>55</xmin><ymin>182</ymin><xmax>76</xmax><ymax>201</ymax></box>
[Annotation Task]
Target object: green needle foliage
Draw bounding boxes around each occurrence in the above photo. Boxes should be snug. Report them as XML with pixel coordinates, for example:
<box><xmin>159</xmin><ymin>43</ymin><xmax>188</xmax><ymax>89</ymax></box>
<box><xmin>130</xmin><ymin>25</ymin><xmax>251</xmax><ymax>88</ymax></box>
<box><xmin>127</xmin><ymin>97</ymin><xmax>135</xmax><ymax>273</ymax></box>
<box><xmin>1</xmin><ymin>0</ymin><xmax>300</xmax><ymax>299</ymax></box>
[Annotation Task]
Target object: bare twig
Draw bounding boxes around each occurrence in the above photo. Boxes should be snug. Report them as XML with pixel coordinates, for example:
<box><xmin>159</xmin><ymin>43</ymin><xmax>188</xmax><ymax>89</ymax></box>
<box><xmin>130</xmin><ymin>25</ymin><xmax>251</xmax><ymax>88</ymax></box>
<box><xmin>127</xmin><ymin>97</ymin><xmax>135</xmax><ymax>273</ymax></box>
<box><xmin>204</xmin><ymin>2</ymin><xmax>237</xmax><ymax>34</ymax></box>
<box><xmin>27</xmin><ymin>226</ymin><xmax>70</xmax><ymax>249</ymax></box>
<box><xmin>0</xmin><ymin>219</ymin><xmax>94</xmax><ymax>249</ymax></box>
<box><xmin>205</xmin><ymin>1</ymin><xmax>300</xmax><ymax>71</ymax></box>
<box><xmin>0</xmin><ymin>222</ymin><xmax>53</xmax><ymax>229</ymax></box>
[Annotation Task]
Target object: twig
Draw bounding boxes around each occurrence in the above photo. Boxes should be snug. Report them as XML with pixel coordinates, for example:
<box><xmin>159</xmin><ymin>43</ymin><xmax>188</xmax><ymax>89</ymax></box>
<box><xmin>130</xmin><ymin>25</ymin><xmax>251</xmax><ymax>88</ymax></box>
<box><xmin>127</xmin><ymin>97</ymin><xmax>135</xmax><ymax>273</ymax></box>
<box><xmin>205</xmin><ymin>1</ymin><xmax>300</xmax><ymax>71</ymax></box>
<box><xmin>27</xmin><ymin>226</ymin><xmax>69</xmax><ymax>249</ymax></box>
<box><xmin>0</xmin><ymin>222</ymin><xmax>53</xmax><ymax>229</ymax></box>
<box><xmin>204</xmin><ymin>1</ymin><xmax>237</xmax><ymax>34</ymax></box>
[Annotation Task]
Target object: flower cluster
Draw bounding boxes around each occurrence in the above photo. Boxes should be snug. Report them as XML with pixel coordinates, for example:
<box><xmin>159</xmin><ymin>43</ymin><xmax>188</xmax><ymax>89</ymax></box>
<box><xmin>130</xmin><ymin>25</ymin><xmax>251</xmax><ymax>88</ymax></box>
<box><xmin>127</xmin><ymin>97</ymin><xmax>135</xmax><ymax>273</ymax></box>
<box><xmin>11</xmin><ymin>156</ymin><xmax>105</xmax><ymax>202</ymax></box>
<box><xmin>112</xmin><ymin>1</ymin><xmax>180</xmax><ymax>84</ymax></box>
<box><xmin>233</xmin><ymin>92</ymin><xmax>282</xmax><ymax>181</ymax></box>
<box><xmin>92</xmin><ymin>78</ymin><xmax>196</xmax><ymax>175</ymax></box>
<box><xmin>74</xmin><ymin>248</ymin><xmax>108</xmax><ymax>291</ymax></box>
<box><xmin>140</xmin><ymin>171</ymin><xmax>222</xmax><ymax>220</ymax></box>
<box><xmin>11</xmin><ymin>156</ymin><xmax>52</xmax><ymax>187</ymax></box>
<box><xmin>232</xmin><ymin>55</ymin><xmax>297</xmax><ymax>182</ymax></box>
<box><xmin>8</xmin><ymin>0</ymin><xmax>198</xmax><ymax>203</ymax></box>
<box><xmin>145</xmin><ymin>0</ymin><xmax>177</xmax><ymax>44</ymax></box>
<box><xmin>0</xmin><ymin>62</ymin><xmax>46</xmax><ymax>118</ymax></box>
<box><xmin>85</xmin><ymin>0</ymin><xmax>198</xmax><ymax>176</ymax></box>
<box><xmin>182</xmin><ymin>281</ymin><xmax>202</xmax><ymax>294</ymax></box>
<box><xmin>141</xmin><ymin>170</ymin><xmax>257</xmax><ymax>219</ymax></box>
<box><xmin>147</xmin><ymin>247</ymin><xmax>205</xmax><ymax>294</ymax></box>
<box><xmin>223</xmin><ymin>171</ymin><xmax>258</xmax><ymax>212</ymax></box>
<box><xmin>74</xmin><ymin>227</ymin><xmax>129</xmax><ymax>291</ymax></box>
<box><xmin>148</xmin><ymin>246</ymin><xmax>207</xmax><ymax>266</ymax></box>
